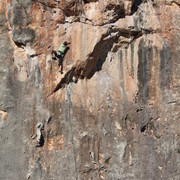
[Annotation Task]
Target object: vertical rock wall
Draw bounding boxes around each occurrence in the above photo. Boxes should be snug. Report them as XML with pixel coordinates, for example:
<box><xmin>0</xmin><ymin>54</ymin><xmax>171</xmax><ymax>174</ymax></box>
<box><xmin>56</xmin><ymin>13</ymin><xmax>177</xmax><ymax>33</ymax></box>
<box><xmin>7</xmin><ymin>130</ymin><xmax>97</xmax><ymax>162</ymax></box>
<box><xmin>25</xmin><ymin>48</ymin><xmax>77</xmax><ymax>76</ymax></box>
<box><xmin>0</xmin><ymin>0</ymin><xmax>180</xmax><ymax>179</ymax></box>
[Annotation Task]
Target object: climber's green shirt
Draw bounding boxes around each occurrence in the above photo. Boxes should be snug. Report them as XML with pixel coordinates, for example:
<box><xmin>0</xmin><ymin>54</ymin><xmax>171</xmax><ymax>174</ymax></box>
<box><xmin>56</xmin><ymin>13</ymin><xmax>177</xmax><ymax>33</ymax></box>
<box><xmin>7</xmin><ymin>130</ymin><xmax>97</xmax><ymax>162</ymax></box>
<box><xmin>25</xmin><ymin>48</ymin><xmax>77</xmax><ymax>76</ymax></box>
<box><xmin>58</xmin><ymin>43</ymin><xmax>66</xmax><ymax>54</ymax></box>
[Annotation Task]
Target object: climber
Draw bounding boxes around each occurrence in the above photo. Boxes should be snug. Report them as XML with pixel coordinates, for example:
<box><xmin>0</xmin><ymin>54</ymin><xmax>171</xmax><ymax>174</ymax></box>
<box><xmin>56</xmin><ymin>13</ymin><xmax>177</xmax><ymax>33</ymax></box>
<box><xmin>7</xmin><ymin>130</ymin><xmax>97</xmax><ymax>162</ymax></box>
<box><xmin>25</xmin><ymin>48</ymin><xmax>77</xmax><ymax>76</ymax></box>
<box><xmin>52</xmin><ymin>41</ymin><xmax>71</xmax><ymax>74</ymax></box>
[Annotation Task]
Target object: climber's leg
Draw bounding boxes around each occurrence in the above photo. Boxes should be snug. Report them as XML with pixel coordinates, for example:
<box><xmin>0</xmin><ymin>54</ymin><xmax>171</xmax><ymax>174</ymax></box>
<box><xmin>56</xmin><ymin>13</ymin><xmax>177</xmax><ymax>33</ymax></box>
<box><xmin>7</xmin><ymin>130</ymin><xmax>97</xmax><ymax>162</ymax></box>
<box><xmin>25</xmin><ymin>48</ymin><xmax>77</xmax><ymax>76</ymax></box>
<box><xmin>58</xmin><ymin>55</ymin><xmax>64</xmax><ymax>74</ymax></box>
<box><xmin>52</xmin><ymin>50</ymin><xmax>58</xmax><ymax>60</ymax></box>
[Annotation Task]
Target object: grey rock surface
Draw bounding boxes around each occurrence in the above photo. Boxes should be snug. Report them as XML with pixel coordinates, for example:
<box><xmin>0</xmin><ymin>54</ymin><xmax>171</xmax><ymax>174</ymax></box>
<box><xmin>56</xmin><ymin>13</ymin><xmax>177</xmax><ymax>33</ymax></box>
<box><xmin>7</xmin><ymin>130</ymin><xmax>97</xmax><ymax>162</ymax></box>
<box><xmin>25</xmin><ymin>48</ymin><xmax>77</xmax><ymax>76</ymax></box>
<box><xmin>0</xmin><ymin>0</ymin><xmax>180</xmax><ymax>180</ymax></box>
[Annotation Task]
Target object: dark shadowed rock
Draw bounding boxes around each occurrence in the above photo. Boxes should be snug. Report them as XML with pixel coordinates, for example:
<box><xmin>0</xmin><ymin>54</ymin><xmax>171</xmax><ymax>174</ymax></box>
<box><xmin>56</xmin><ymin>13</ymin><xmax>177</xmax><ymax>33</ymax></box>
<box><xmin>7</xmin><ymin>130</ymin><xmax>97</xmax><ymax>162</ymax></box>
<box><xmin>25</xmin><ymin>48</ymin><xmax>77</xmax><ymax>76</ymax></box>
<box><xmin>12</xmin><ymin>28</ymin><xmax>35</xmax><ymax>46</ymax></box>
<box><xmin>8</xmin><ymin>4</ymin><xmax>30</xmax><ymax>28</ymax></box>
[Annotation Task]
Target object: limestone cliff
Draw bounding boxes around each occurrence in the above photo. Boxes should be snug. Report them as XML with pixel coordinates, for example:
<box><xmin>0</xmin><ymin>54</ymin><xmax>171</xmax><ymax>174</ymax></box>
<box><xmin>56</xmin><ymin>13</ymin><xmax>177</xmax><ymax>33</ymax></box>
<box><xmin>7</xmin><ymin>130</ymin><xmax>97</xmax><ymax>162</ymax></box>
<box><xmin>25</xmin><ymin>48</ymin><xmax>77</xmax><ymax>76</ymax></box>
<box><xmin>0</xmin><ymin>0</ymin><xmax>180</xmax><ymax>179</ymax></box>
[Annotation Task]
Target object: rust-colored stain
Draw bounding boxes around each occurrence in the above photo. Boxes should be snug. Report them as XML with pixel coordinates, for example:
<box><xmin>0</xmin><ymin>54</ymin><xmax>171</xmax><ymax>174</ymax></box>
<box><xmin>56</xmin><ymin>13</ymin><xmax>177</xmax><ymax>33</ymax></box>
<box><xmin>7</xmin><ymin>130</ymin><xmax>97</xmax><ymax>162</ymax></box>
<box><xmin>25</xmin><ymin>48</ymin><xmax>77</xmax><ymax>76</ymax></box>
<box><xmin>56</xmin><ymin>134</ymin><xmax>64</xmax><ymax>150</ymax></box>
<box><xmin>47</xmin><ymin>138</ymin><xmax>54</xmax><ymax>151</ymax></box>
<box><xmin>0</xmin><ymin>110</ymin><xmax>8</xmax><ymax>121</ymax></box>
<box><xmin>47</xmin><ymin>134</ymin><xmax>64</xmax><ymax>151</ymax></box>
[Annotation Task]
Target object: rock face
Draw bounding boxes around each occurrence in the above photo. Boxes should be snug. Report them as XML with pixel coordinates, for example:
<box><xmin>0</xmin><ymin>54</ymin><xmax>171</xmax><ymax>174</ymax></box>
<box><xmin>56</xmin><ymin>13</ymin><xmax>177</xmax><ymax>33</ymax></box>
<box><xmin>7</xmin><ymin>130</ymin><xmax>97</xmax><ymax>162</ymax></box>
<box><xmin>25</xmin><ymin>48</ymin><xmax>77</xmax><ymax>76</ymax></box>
<box><xmin>0</xmin><ymin>0</ymin><xmax>180</xmax><ymax>179</ymax></box>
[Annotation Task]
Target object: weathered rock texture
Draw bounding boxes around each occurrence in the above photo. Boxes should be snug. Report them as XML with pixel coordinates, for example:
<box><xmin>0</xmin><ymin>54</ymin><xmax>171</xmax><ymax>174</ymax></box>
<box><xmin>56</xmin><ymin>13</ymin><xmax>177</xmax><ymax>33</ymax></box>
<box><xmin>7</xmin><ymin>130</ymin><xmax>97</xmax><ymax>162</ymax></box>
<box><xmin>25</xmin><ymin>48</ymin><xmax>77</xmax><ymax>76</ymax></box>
<box><xmin>0</xmin><ymin>0</ymin><xmax>180</xmax><ymax>179</ymax></box>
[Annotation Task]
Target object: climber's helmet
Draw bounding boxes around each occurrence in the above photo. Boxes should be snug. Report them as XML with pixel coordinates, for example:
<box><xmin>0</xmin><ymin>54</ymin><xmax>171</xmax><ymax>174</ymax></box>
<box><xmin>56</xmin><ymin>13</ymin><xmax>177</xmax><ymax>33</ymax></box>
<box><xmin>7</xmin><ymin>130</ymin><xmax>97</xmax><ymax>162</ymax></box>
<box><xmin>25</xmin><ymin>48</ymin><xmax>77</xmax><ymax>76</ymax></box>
<box><xmin>63</xmin><ymin>41</ymin><xmax>68</xmax><ymax>46</ymax></box>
